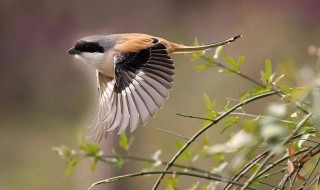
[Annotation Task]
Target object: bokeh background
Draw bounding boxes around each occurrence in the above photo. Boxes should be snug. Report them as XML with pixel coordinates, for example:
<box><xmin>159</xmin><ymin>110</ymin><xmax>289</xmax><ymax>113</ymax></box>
<box><xmin>1</xmin><ymin>0</ymin><xmax>320</xmax><ymax>189</ymax></box>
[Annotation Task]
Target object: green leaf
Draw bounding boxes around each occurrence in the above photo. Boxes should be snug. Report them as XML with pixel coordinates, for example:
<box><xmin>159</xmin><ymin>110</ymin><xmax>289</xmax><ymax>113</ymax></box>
<box><xmin>221</xmin><ymin>116</ymin><xmax>239</xmax><ymax>133</ymax></box>
<box><xmin>203</xmin><ymin>93</ymin><xmax>211</xmax><ymax>106</ymax></box>
<box><xmin>261</xmin><ymin>59</ymin><xmax>274</xmax><ymax>89</ymax></box>
<box><xmin>302</xmin><ymin>127</ymin><xmax>316</xmax><ymax>135</ymax></box>
<box><xmin>224</xmin><ymin>100</ymin><xmax>230</xmax><ymax>111</ymax></box>
<box><xmin>165</xmin><ymin>176</ymin><xmax>178</xmax><ymax>190</ymax></box>
<box><xmin>252</xmin><ymin>181</ymin><xmax>260</xmax><ymax>188</ymax></box>
<box><xmin>193</xmin><ymin>64</ymin><xmax>208</xmax><ymax>71</ymax></box>
<box><xmin>192</xmin><ymin>51</ymin><xmax>204</xmax><ymax>60</ymax></box>
<box><xmin>251</xmin><ymin>85</ymin><xmax>271</xmax><ymax>95</ymax></box>
<box><xmin>176</xmin><ymin>141</ymin><xmax>194</xmax><ymax>161</ymax></box>
<box><xmin>254</xmin><ymin>89</ymin><xmax>271</xmax><ymax>95</ymax></box>
<box><xmin>112</xmin><ymin>149</ymin><xmax>124</xmax><ymax>169</ymax></box>
<box><xmin>90</xmin><ymin>157</ymin><xmax>99</xmax><ymax>172</ymax></box>
<box><xmin>202</xmin><ymin>186</ymin><xmax>209</xmax><ymax>190</ymax></box>
<box><xmin>203</xmin><ymin>94</ymin><xmax>216</xmax><ymax>111</ymax></box>
<box><xmin>201</xmin><ymin>120</ymin><xmax>212</xmax><ymax>128</ymax></box>
<box><xmin>237</xmin><ymin>55</ymin><xmax>245</xmax><ymax>69</ymax></box>
<box><xmin>224</xmin><ymin>55</ymin><xmax>245</xmax><ymax>71</ymax></box>
<box><xmin>201</xmin><ymin>111</ymin><xmax>217</xmax><ymax>128</ymax></box>
<box><xmin>79</xmin><ymin>143</ymin><xmax>100</xmax><ymax>155</ymax></box>
<box><xmin>251</xmin><ymin>85</ymin><xmax>265</xmax><ymax>93</ymax></box>
<box><xmin>119</xmin><ymin>133</ymin><xmax>134</xmax><ymax>151</ymax></box>
<box><xmin>265</xmin><ymin>59</ymin><xmax>272</xmax><ymax>79</ymax></box>
<box><xmin>119</xmin><ymin>133</ymin><xmax>128</xmax><ymax>150</ymax></box>
<box><xmin>205</xmin><ymin>111</ymin><xmax>217</xmax><ymax>119</ymax></box>
<box><xmin>250</xmin><ymin>163</ymin><xmax>259</xmax><ymax>173</ymax></box>
<box><xmin>240</xmin><ymin>92</ymin><xmax>250</xmax><ymax>102</ymax></box>
<box><xmin>65</xmin><ymin>156</ymin><xmax>80</xmax><ymax>176</ymax></box>
<box><xmin>207</xmin><ymin>56</ymin><xmax>214</xmax><ymax>64</ymax></box>
<box><xmin>225</xmin><ymin>56</ymin><xmax>236</xmax><ymax>68</ymax></box>
<box><xmin>281</xmin><ymin>86</ymin><xmax>291</xmax><ymax>94</ymax></box>
<box><xmin>214</xmin><ymin>153</ymin><xmax>226</xmax><ymax>162</ymax></box>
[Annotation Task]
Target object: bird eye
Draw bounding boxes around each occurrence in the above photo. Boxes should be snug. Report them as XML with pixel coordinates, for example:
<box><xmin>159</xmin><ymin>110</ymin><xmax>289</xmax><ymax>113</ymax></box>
<box><xmin>74</xmin><ymin>41</ymin><xmax>104</xmax><ymax>53</ymax></box>
<box><xmin>151</xmin><ymin>38</ymin><xmax>159</xmax><ymax>44</ymax></box>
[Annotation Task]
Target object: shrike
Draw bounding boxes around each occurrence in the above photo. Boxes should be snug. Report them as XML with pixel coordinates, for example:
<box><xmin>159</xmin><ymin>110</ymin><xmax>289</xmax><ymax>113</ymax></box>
<box><xmin>68</xmin><ymin>33</ymin><xmax>241</xmax><ymax>140</ymax></box>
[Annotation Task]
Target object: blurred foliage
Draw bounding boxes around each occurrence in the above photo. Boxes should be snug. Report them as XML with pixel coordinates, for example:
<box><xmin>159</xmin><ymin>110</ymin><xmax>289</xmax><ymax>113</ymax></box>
<box><xmin>54</xmin><ymin>44</ymin><xmax>320</xmax><ymax>190</ymax></box>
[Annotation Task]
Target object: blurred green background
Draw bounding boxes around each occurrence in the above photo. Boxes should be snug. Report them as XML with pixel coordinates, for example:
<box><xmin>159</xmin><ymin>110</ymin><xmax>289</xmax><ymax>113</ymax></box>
<box><xmin>1</xmin><ymin>0</ymin><xmax>319</xmax><ymax>189</ymax></box>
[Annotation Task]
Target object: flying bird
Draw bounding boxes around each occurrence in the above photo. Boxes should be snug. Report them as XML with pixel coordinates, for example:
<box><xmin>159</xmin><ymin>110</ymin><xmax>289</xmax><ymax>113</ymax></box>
<box><xmin>68</xmin><ymin>33</ymin><xmax>241</xmax><ymax>140</ymax></box>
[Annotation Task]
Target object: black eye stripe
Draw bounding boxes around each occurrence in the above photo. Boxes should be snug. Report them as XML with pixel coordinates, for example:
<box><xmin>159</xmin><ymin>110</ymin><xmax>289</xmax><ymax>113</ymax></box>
<box><xmin>74</xmin><ymin>41</ymin><xmax>104</xmax><ymax>53</ymax></box>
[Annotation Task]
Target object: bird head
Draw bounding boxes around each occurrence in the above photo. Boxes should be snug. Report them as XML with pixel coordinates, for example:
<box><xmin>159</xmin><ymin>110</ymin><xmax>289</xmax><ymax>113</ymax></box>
<box><xmin>67</xmin><ymin>35</ymin><xmax>115</xmax><ymax>66</ymax></box>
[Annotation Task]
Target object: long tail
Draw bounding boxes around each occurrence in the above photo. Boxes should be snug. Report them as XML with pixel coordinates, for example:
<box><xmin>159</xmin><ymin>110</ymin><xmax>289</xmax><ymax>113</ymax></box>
<box><xmin>171</xmin><ymin>34</ymin><xmax>242</xmax><ymax>54</ymax></box>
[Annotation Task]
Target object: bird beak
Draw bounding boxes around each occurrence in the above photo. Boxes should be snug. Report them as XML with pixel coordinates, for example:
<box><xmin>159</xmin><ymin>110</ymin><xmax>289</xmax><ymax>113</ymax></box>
<box><xmin>67</xmin><ymin>48</ymin><xmax>80</xmax><ymax>55</ymax></box>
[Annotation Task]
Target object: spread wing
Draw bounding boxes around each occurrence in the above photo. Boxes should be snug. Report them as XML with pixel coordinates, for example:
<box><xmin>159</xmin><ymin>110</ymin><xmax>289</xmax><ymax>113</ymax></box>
<box><xmin>91</xmin><ymin>43</ymin><xmax>174</xmax><ymax>140</ymax></box>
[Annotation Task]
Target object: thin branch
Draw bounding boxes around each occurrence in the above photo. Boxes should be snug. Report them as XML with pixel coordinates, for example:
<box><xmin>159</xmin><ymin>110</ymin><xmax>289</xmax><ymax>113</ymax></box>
<box><xmin>100</xmin><ymin>152</ymin><xmax>282</xmax><ymax>188</ymax></box>
<box><xmin>305</xmin><ymin>172</ymin><xmax>320</xmax><ymax>190</ymax></box>
<box><xmin>98</xmin><ymin>154</ymin><xmax>221</xmax><ymax>177</ymax></box>
<box><xmin>243</xmin><ymin>175</ymin><xmax>281</xmax><ymax>189</ymax></box>
<box><xmin>176</xmin><ymin>113</ymin><xmax>213</xmax><ymax>121</ymax></box>
<box><xmin>152</xmin><ymin>90</ymin><xmax>279</xmax><ymax>190</ymax></box>
<box><xmin>99</xmin><ymin>151</ymin><xmax>279</xmax><ymax>190</ymax></box>
<box><xmin>240</xmin><ymin>112</ymin><xmax>313</xmax><ymax>190</ymax></box>
<box><xmin>255</xmin><ymin>114</ymin><xmax>313</xmax><ymax>180</ymax></box>
<box><xmin>224</xmin><ymin>150</ymin><xmax>269</xmax><ymax>190</ymax></box>
<box><xmin>257</xmin><ymin>168</ymin><xmax>286</xmax><ymax>180</ymax></box>
<box><xmin>252</xmin><ymin>179</ymin><xmax>281</xmax><ymax>189</ymax></box>
<box><xmin>301</xmin><ymin>157</ymin><xmax>320</xmax><ymax>189</ymax></box>
<box><xmin>255</xmin><ymin>148</ymin><xmax>308</xmax><ymax>180</ymax></box>
<box><xmin>289</xmin><ymin>129</ymin><xmax>318</xmax><ymax>142</ymax></box>
<box><xmin>218</xmin><ymin>112</ymin><xmax>297</xmax><ymax>124</ymax></box>
<box><xmin>276</xmin><ymin>173</ymin><xmax>291</xmax><ymax>190</ymax></box>
<box><xmin>274</xmin><ymin>142</ymin><xmax>320</xmax><ymax>189</ymax></box>
<box><xmin>288</xmin><ymin>168</ymin><xmax>301</xmax><ymax>190</ymax></box>
<box><xmin>200</xmin><ymin>56</ymin><xmax>309</xmax><ymax>114</ymax></box>
<box><xmin>240</xmin><ymin>153</ymin><xmax>275</xmax><ymax>190</ymax></box>
<box><xmin>307</xmin><ymin>143</ymin><xmax>320</xmax><ymax>157</ymax></box>
<box><xmin>88</xmin><ymin>170</ymin><xmax>258</xmax><ymax>190</ymax></box>
<box><xmin>225</xmin><ymin>97</ymin><xmax>240</xmax><ymax>102</ymax></box>
<box><xmin>289</xmin><ymin>138</ymin><xmax>320</xmax><ymax>144</ymax></box>
<box><xmin>201</xmin><ymin>56</ymin><xmax>263</xmax><ymax>88</ymax></box>
<box><xmin>158</xmin><ymin>128</ymin><xmax>190</xmax><ymax>141</ymax></box>
<box><xmin>99</xmin><ymin>152</ymin><xmax>284</xmax><ymax>189</ymax></box>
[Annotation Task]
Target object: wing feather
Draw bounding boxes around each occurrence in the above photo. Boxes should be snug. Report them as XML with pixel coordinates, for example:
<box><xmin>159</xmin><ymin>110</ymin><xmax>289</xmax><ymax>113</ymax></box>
<box><xmin>134</xmin><ymin>74</ymin><xmax>164</xmax><ymax>108</ymax></box>
<box><xmin>129</xmin><ymin>83</ymin><xmax>149</xmax><ymax>126</ymax></box>
<box><xmin>138</xmin><ymin>71</ymin><xmax>169</xmax><ymax>99</ymax></box>
<box><xmin>125</xmin><ymin>87</ymin><xmax>140</xmax><ymax>132</ymax></box>
<box><xmin>107</xmin><ymin>94</ymin><xmax>122</xmax><ymax>132</ymax></box>
<box><xmin>91</xmin><ymin>42</ymin><xmax>174</xmax><ymax>139</ymax></box>
<box><xmin>131</xmin><ymin>79</ymin><xmax>157</xmax><ymax>116</ymax></box>
<box><xmin>118</xmin><ymin>91</ymin><xmax>130</xmax><ymax>134</ymax></box>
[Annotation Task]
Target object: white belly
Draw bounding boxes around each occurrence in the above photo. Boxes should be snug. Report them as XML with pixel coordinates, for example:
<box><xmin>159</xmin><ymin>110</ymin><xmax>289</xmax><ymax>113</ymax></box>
<box><xmin>75</xmin><ymin>53</ymin><xmax>115</xmax><ymax>77</ymax></box>
<box><xmin>95</xmin><ymin>61</ymin><xmax>115</xmax><ymax>77</ymax></box>
<box><xmin>76</xmin><ymin>52</ymin><xmax>115</xmax><ymax>77</ymax></box>
<box><xmin>95</xmin><ymin>52</ymin><xmax>115</xmax><ymax>77</ymax></box>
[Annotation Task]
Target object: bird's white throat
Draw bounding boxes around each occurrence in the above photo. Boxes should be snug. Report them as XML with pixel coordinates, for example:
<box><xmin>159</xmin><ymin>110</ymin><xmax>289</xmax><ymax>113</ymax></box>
<box><xmin>74</xmin><ymin>53</ymin><xmax>115</xmax><ymax>77</ymax></box>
